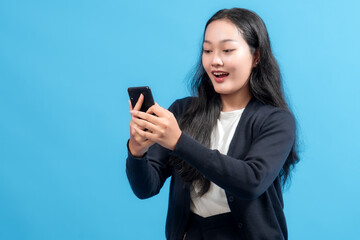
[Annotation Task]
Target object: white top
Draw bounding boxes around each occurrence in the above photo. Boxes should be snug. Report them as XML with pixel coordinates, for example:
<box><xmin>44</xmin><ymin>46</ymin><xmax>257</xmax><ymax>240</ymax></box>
<box><xmin>190</xmin><ymin>108</ymin><xmax>244</xmax><ymax>217</ymax></box>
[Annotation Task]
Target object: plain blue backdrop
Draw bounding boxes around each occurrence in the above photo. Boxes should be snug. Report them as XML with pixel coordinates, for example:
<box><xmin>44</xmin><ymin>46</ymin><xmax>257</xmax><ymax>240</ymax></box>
<box><xmin>1</xmin><ymin>0</ymin><xmax>359</xmax><ymax>239</ymax></box>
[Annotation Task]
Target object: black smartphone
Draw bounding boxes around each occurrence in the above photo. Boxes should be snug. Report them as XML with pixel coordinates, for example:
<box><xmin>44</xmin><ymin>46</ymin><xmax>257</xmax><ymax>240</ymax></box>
<box><xmin>128</xmin><ymin>86</ymin><xmax>155</xmax><ymax>112</ymax></box>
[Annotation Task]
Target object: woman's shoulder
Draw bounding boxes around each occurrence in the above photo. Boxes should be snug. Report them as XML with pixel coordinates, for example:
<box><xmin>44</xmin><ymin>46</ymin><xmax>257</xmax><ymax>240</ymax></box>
<box><xmin>249</xmin><ymin>99</ymin><xmax>283</xmax><ymax>113</ymax></box>
<box><xmin>246</xmin><ymin>98</ymin><xmax>295</xmax><ymax>128</ymax></box>
<box><xmin>172</xmin><ymin>96</ymin><xmax>194</xmax><ymax>105</ymax></box>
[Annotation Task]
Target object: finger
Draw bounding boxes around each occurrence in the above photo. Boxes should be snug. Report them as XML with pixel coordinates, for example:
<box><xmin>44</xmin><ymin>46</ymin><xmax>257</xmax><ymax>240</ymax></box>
<box><xmin>132</xmin><ymin>116</ymin><xmax>159</xmax><ymax>133</ymax></box>
<box><xmin>131</xmin><ymin>124</ymin><xmax>150</xmax><ymax>142</ymax></box>
<box><xmin>133</xmin><ymin>94</ymin><xmax>144</xmax><ymax>111</ymax></box>
<box><xmin>141</xmin><ymin>137</ymin><xmax>155</xmax><ymax>146</ymax></box>
<box><xmin>131</xmin><ymin>120</ymin><xmax>150</xmax><ymax>134</ymax></box>
<box><xmin>130</xmin><ymin>122</ymin><xmax>140</xmax><ymax>135</ymax></box>
<box><xmin>147</xmin><ymin>104</ymin><xmax>168</xmax><ymax>118</ymax></box>
<box><xmin>134</xmin><ymin>125</ymin><xmax>155</xmax><ymax>142</ymax></box>
<box><xmin>133</xmin><ymin>134</ymin><xmax>148</xmax><ymax>143</ymax></box>
<box><xmin>131</xmin><ymin>110</ymin><xmax>162</xmax><ymax>126</ymax></box>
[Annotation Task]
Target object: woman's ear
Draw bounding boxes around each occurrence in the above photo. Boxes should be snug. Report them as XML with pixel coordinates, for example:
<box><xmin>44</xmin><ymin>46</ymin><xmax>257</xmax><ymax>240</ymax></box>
<box><xmin>253</xmin><ymin>48</ymin><xmax>260</xmax><ymax>67</ymax></box>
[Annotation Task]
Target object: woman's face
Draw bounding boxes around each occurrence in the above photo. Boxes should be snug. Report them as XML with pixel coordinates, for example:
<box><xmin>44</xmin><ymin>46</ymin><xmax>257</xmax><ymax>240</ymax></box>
<box><xmin>202</xmin><ymin>19</ymin><xmax>257</xmax><ymax>101</ymax></box>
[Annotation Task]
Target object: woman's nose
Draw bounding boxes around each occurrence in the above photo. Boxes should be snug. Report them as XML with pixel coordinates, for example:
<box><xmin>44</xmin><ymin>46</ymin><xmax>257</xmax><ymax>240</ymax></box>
<box><xmin>211</xmin><ymin>53</ymin><xmax>223</xmax><ymax>67</ymax></box>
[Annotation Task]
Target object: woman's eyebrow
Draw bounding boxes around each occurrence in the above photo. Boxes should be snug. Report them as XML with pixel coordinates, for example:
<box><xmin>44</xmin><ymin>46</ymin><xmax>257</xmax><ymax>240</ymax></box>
<box><xmin>203</xmin><ymin>39</ymin><xmax>237</xmax><ymax>44</ymax></box>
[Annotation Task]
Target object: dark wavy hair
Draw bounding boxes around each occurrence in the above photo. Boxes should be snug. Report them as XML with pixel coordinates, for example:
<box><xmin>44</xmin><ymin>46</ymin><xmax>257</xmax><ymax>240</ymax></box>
<box><xmin>170</xmin><ymin>8</ymin><xmax>299</xmax><ymax>195</ymax></box>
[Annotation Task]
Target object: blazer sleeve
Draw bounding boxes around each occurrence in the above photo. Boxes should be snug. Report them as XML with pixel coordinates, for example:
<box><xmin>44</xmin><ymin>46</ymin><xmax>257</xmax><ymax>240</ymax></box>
<box><xmin>126</xmin><ymin>142</ymin><xmax>172</xmax><ymax>199</ymax></box>
<box><xmin>125</xmin><ymin>99</ymin><xmax>189</xmax><ymax>199</ymax></box>
<box><xmin>171</xmin><ymin>109</ymin><xmax>296</xmax><ymax>200</ymax></box>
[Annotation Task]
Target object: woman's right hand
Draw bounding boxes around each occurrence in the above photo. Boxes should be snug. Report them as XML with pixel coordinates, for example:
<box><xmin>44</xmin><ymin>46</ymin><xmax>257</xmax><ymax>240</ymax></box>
<box><xmin>128</xmin><ymin>94</ymin><xmax>155</xmax><ymax>157</ymax></box>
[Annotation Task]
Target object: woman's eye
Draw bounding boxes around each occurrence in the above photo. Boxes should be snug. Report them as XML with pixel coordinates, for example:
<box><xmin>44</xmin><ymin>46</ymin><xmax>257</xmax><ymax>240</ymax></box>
<box><xmin>202</xmin><ymin>49</ymin><xmax>212</xmax><ymax>54</ymax></box>
<box><xmin>223</xmin><ymin>49</ymin><xmax>235</xmax><ymax>53</ymax></box>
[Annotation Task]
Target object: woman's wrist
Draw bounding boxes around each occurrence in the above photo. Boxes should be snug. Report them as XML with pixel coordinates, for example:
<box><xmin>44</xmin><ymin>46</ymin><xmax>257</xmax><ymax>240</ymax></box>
<box><xmin>169</xmin><ymin>130</ymin><xmax>182</xmax><ymax>151</ymax></box>
<box><xmin>127</xmin><ymin>139</ymin><xmax>147</xmax><ymax>158</ymax></box>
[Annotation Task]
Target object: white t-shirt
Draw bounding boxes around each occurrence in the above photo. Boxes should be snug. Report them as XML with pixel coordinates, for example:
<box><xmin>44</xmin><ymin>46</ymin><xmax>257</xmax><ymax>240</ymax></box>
<box><xmin>190</xmin><ymin>108</ymin><xmax>244</xmax><ymax>217</ymax></box>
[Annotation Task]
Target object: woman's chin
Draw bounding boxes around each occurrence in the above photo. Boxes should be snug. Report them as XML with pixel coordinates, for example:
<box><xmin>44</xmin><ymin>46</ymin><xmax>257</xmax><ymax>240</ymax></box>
<box><xmin>213</xmin><ymin>86</ymin><xmax>233</xmax><ymax>96</ymax></box>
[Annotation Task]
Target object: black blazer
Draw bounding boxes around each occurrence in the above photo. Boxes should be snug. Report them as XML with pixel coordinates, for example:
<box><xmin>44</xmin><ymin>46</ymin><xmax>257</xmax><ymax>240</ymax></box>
<box><xmin>126</xmin><ymin>97</ymin><xmax>296</xmax><ymax>240</ymax></box>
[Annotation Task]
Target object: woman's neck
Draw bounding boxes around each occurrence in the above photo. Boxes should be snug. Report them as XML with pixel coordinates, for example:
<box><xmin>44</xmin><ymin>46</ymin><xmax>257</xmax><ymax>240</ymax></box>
<box><xmin>220</xmin><ymin>92</ymin><xmax>252</xmax><ymax>112</ymax></box>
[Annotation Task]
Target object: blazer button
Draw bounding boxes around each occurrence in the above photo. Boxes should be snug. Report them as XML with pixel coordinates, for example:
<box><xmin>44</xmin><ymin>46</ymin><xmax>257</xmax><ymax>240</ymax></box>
<box><xmin>228</xmin><ymin>196</ymin><xmax>234</xmax><ymax>202</ymax></box>
<box><xmin>237</xmin><ymin>223</ymin><xmax>243</xmax><ymax>229</ymax></box>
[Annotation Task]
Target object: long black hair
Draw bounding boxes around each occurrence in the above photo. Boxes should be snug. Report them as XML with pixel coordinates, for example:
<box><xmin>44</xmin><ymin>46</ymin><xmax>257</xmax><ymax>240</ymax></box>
<box><xmin>170</xmin><ymin>8</ymin><xmax>299</xmax><ymax>195</ymax></box>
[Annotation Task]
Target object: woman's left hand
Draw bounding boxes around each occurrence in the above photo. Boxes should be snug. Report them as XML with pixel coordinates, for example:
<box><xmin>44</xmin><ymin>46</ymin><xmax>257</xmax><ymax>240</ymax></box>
<box><xmin>130</xmin><ymin>103</ymin><xmax>182</xmax><ymax>151</ymax></box>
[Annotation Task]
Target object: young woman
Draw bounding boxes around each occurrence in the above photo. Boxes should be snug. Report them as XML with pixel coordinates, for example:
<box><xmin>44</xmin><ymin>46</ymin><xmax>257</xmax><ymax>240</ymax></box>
<box><xmin>126</xmin><ymin>8</ymin><xmax>299</xmax><ymax>240</ymax></box>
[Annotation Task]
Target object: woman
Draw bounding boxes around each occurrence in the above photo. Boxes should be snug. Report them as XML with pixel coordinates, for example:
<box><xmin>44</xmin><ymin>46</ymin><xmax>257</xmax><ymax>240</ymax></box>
<box><xmin>126</xmin><ymin>8</ymin><xmax>299</xmax><ymax>240</ymax></box>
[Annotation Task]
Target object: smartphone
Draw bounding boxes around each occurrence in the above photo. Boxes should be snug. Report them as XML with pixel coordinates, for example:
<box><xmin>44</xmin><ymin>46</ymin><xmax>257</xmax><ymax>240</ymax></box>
<box><xmin>128</xmin><ymin>86</ymin><xmax>155</xmax><ymax>112</ymax></box>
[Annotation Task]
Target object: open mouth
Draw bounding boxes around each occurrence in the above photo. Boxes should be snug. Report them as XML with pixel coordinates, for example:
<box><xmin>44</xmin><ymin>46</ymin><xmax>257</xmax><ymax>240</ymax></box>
<box><xmin>212</xmin><ymin>71</ymin><xmax>229</xmax><ymax>82</ymax></box>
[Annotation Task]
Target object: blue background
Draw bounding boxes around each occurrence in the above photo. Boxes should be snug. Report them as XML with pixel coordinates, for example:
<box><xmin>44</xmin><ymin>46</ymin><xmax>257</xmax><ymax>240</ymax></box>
<box><xmin>1</xmin><ymin>0</ymin><xmax>359</xmax><ymax>239</ymax></box>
